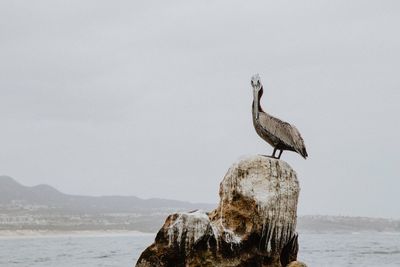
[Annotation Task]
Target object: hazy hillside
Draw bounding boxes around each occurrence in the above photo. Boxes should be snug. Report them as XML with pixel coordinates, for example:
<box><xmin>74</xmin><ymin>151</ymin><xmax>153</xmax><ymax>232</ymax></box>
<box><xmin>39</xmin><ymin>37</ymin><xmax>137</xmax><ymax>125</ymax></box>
<box><xmin>297</xmin><ymin>215</ymin><xmax>400</xmax><ymax>232</ymax></box>
<box><xmin>0</xmin><ymin>175</ymin><xmax>214</xmax><ymax>214</ymax></box>
<box><xmin>0</xmin><ymin>176</ymin><xmax>217</xmax><ymax>232</ymax></box>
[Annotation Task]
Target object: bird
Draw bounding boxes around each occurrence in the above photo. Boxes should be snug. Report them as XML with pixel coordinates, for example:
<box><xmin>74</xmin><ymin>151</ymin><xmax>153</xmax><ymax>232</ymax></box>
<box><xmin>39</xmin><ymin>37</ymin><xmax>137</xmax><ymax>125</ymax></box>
<box><xmin>250</xmin><ymin>74</ymin><xmax>308</xmax><ymax>159</ymax></box>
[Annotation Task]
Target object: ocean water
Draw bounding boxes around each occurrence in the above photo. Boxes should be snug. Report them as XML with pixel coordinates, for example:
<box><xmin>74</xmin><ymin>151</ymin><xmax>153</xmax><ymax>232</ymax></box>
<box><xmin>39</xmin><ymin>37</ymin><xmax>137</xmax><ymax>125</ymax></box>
<box><xmin>0</xmin><ymin>233</ymin><xmax>154</xmax><ymax>267</ymax></box>
<box><xmin>0</xmin><ymin>231</ymin><xmax>399</xmax><ymax>267</ymax></box>
<box><xmin>298</xmin><ymin>231</ymin><xmax>400</xmax><ymax>266</ymax></box>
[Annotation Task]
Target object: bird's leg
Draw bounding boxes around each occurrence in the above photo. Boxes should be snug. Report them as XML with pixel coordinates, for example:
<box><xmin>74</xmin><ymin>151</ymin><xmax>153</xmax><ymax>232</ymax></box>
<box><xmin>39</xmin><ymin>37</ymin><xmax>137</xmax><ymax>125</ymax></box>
<box><xmin>277</xmin><ymin>150</ymin><xmax>283</xmax><ymax>159</ymax></box>
<box><xmin>272</xmin><ymin>148</ymin><xmax>276</xmax><ymax>158</ymax></box>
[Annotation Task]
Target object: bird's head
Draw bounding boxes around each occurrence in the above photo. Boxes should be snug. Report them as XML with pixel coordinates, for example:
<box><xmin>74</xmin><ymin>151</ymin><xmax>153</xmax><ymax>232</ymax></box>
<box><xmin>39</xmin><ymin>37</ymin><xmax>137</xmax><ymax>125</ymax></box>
<box><xmin>251</xmin><ymin>74</ymin><xmax>264</xmax><ymax>118</ymax></box>
<box><xmin>251</xmin><ymin>74</ymin><xmax>263</xmax><ymax>95</ymax></box>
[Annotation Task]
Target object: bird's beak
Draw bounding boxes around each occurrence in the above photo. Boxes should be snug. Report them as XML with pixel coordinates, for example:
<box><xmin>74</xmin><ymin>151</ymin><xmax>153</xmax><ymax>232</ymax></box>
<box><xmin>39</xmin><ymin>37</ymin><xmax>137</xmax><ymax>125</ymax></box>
<box><xmin>253</xmin><ymin>89</ymin><xmax>258</xmax><ymax>100</ymax></box>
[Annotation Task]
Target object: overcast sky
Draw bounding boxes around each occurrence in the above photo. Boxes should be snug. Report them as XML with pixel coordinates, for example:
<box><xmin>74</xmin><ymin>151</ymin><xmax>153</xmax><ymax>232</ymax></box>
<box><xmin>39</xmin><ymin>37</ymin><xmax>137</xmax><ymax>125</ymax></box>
<box><xmin>1</xmin><ymin>0</ymin><xmax>399</xmax><ymax>218</ymax></box>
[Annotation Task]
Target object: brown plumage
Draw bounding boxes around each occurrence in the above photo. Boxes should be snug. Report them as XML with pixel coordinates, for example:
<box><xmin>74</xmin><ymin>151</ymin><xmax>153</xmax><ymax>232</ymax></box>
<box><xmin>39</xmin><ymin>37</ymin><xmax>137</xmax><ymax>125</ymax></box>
<box><xmin>251</xmin><ymin>74</ymin><xmax>308</xmax><ymax>159</ymax></box>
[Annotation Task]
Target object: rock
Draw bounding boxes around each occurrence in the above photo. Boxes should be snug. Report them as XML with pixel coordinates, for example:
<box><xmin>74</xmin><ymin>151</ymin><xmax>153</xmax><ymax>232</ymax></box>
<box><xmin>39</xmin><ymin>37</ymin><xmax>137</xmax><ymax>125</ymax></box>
<box><xmin>136</xmin><ymin>155</ymin><xmax>303</xmax><ymax>267</ymax></box>
<box><xmin>286</xmin><ymin>261</ymin><xmax>308</xmax><ymax>267</ymax></box>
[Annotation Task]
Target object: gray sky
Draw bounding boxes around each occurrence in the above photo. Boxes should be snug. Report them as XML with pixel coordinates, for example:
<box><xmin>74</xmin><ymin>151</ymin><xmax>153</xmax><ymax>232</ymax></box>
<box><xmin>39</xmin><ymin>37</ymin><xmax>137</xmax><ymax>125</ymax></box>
<box><xmin>1</xmin><ymin>0</ymin><xmax>399</xmax><ymax>218</ymax></box>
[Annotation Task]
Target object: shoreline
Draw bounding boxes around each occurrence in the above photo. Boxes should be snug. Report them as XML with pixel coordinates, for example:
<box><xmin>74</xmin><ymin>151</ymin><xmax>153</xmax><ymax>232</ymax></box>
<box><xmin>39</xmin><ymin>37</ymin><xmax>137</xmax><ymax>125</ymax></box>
<box><xmin>0</xmin><ymin>230</ymin><xmax>156</xmax><ymax>239</ymax></box>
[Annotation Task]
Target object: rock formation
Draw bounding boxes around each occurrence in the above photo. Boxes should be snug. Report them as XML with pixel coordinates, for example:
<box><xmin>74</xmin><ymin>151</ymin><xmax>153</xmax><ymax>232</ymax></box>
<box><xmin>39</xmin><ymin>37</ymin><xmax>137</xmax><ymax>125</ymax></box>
<box><xmin>136</xmin><ymin>155</ymin><xmax>306</xmax><ymax>267</ymax></box>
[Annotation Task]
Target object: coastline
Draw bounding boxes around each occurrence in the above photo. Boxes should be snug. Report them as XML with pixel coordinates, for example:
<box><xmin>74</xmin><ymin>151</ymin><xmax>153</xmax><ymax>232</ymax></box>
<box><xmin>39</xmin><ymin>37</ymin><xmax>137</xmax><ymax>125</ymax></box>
<box><xmin>0</xmin><ymin>230</ymin><xmax>156</xmax><ymax>239</ymax></box>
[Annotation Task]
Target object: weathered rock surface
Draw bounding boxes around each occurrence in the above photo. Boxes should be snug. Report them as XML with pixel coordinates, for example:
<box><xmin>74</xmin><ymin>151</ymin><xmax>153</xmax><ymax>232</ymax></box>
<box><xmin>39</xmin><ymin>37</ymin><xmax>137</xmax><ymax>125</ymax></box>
<box><xmin>136</xmin><ymin>155</ymin><xmax>304</xmax><ymax>267</ymax></box>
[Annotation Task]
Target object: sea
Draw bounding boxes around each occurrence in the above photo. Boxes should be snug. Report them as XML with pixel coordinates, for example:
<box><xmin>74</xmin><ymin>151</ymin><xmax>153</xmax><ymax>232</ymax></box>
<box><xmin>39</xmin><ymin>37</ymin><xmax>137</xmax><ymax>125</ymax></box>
<box><xmin>0</xmin><ymin>231</ymin><xmax>399</xmax><ymax>267</ymax></box>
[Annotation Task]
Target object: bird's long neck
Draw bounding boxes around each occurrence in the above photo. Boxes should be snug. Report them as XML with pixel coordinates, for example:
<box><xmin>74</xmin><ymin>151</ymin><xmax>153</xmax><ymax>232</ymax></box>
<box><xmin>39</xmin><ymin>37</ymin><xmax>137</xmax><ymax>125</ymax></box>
<box><xmin>252</xmin><ymin>87</ymin><xmax>264</xmax><ymax>119</ymax></box>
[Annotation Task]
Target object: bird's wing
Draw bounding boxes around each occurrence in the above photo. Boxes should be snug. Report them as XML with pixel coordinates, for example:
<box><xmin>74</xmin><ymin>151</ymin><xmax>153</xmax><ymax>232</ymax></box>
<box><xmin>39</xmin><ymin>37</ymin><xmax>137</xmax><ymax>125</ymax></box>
<box><xmin>284</xmin><ymin>123</ymin><xmax>308</xmax><ymax>157</ymax></box>
<box><xmin>258</xmin><ymin>113</ymin><xmax>307</xmax><ymax>157</ymax></box>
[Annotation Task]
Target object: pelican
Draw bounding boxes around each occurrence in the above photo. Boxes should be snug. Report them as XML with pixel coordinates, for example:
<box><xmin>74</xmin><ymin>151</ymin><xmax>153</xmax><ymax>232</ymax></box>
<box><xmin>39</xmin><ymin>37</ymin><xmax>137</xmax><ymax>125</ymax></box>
<box><xmin>251</xmin><ymin>74</ymin><xmax>308</xmax><ymax>159</ymax></box>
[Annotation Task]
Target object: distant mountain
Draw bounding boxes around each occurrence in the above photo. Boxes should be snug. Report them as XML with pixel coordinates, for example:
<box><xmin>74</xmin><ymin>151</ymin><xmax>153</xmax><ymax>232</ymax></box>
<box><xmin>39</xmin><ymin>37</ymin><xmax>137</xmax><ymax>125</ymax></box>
<box><xmin>0</xmin><ymin>175</ymin><xmax>214</xmax><ymax>214</ymax></box>
<box><xmin>0</xmin><ymin>176</ymin><xmax>67</xmax><ymax>205</ymax></box>
<box><xmin>297</xmin><ymin>215</ymin><xmax>400</xmax><ymax>232</ymax></box>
